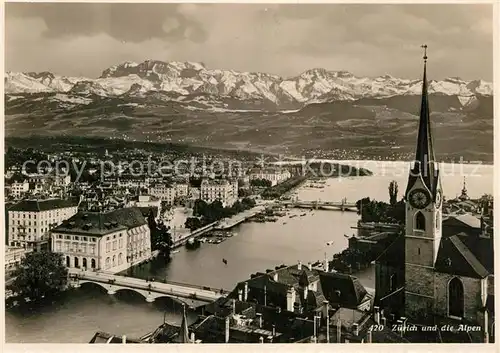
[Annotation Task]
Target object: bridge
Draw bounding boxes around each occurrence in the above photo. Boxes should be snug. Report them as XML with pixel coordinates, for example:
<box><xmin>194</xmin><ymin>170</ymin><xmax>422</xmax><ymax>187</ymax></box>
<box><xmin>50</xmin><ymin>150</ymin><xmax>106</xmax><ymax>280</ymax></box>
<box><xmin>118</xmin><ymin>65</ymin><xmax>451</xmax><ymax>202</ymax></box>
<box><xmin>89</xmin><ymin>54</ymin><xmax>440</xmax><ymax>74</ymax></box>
<box><xmin>281</xmin><ymin>198</ymin><xmax>357</xmax><ymax>212</ymax></box>
<box><xmin>68</xmin><ymin>269</ymin><xmax>229</xmax><ymax>308</ymax></box>
<box><xmin>171</xmin><ymin>222</ymin><xmax>218</xmax><ymax>248</ymax></box>
<box><xmin>215</xmin><ymin>205</ymin><xmax>267</xmax><ymax>230</ymax></box>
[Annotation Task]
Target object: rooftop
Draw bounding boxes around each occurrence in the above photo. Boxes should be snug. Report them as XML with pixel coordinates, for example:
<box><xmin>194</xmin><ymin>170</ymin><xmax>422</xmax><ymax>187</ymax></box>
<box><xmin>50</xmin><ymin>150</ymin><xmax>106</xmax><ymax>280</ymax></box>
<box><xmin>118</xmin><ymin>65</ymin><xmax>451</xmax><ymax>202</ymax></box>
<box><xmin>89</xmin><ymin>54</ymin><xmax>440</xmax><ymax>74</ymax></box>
<box><xmin>52</xmin><ymin>207</ymin><xmax>147</xmax><ymax>236</ymax></box>
<box><xmin>8</xmin><ymin>197</ymin><xmax>80</xmax><ymax>212</ymax></box>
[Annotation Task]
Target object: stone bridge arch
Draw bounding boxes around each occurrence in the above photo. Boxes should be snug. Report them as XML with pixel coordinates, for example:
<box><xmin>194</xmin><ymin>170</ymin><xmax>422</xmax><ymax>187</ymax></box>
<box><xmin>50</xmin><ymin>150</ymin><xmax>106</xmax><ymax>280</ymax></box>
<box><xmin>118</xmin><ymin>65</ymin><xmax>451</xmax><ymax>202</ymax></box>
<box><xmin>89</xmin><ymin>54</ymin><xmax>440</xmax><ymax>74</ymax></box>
<box><xmin>76</xmin><ymin>280</ymin><xmax>199</xmax><ymax>306</ymax></box>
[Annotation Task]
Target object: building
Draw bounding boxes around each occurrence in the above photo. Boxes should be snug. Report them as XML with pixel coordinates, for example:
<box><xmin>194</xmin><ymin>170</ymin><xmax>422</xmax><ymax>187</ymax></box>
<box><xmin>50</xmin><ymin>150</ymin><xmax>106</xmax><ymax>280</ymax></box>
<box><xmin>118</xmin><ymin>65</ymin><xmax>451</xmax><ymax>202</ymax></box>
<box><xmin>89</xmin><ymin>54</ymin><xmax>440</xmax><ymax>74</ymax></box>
<box><xmin>127</xmin><ymin>194</ymin><xmax>161</xmax><ymax>211</ymax></box>
<box><xmin>5</xmin><ymin>246</ymin><xmax>33</xmax><ymax>273</ymax></box>
<box><xmin>200</xmin><ymin>179</ymin><xmax>237</xmax><ymax>207</ymax></box>
<box><xmin>175</xmin><ymin>183</ymin><xmax>189</xmax><ymax>198</ymax></box>
<box><xmin>375</xmin><ymin>53</ymin><xmax>494</xmax><ymax>343</ymax></box>
<box><xmin>51</xmin><ymin>207</ymin><xmax>151</xmax><ymax>273</ymax></box>
<box><xmin>7</xmin><ymin>198</ymin><xmax>80</xmax><ymax>250</ymax></box>
<box><xmin>149</xmin><ymin>184</ymin><xmax>177</xmax><ymax>204</ymax></box>
<box><xmin>229</xmin><ymin>261</ymin><xmax>372</xmax><ymax>316</ymax></box>
<box><xmin>11</xmin><ymin>181</ymin><xmax>30</xmax><ymax>198</ymax></box>
<box><xmin>249</xmin><ymin>167</ymin><xmax>291</xmax><ymax>187</ymax></box>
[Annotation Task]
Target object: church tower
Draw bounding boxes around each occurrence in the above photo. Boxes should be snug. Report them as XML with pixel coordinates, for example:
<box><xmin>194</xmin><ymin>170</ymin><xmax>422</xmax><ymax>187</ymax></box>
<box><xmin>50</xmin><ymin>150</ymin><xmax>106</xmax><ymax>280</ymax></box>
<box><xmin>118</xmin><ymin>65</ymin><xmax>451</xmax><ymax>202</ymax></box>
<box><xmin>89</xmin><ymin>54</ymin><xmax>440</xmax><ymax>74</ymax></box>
<box><xmin>404</xmin><ymin>45</ymin><xmax>443</xmax><ymax>323</ymax></box>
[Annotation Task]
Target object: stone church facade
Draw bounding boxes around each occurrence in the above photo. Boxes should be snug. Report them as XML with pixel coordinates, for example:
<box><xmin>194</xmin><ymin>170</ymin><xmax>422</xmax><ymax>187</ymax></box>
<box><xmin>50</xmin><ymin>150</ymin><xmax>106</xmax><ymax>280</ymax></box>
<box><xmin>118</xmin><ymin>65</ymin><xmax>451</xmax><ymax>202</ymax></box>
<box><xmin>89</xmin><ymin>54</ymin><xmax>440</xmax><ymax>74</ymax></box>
<box><xmin>375</xmin><ymin>51</ymin><xmax>494</xmax><ymax>342</ymax></box>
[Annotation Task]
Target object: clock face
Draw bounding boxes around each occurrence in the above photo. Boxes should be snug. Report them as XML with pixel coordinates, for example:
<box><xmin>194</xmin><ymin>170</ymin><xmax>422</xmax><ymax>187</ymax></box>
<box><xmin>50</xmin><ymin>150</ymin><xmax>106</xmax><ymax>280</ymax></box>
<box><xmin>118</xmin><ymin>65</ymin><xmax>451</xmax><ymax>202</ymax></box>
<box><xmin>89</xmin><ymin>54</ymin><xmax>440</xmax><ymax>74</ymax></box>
<box><xmin>409</xmin><ymin>189</ymin><xmax>431</xmax><ymax>209</ymax></box>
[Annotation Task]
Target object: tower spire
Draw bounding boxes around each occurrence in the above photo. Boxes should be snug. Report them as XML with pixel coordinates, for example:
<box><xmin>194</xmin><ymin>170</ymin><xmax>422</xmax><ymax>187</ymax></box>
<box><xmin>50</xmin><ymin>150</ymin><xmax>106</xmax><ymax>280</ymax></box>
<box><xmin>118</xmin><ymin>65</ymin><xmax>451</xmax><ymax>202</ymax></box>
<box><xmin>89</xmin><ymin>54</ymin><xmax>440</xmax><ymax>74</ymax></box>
<box><xmin>406</xmin><ymin>44</ymin><xmax>439</xmax><ymax>198</ymax></box>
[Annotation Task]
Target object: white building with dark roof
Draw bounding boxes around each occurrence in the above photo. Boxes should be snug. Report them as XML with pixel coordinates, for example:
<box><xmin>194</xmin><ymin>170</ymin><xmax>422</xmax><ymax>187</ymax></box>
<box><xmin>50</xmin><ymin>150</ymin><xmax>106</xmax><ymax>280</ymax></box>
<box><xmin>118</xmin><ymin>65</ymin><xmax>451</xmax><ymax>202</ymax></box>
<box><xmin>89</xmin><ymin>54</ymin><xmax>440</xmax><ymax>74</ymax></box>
<box><xmin>200</xmin><ymin>179</ymin><xmax>238</xmax><ymax>207</ymax></box>
<box><xmin>51</xmin><ymin>207</ymin><xmax>151</xmax><ymax>273</ymax></box>
<box><xmin>7</xmin><ymin>198</ymin><xmax>80</xmax><ymax>250</ymax></box>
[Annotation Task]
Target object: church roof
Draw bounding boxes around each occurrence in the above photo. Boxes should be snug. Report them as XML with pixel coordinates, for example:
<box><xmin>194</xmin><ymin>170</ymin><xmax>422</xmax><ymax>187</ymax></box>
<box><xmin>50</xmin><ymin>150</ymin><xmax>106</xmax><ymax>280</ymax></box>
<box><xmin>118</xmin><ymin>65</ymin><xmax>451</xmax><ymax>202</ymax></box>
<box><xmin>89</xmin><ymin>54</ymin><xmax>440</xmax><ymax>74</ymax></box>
<box><xmin>435</xmin><ymin>234</ymin><xmax>489</xmax><ymax>278</ymax></box>
<box><xmin>405</xmin><ymin>48</ymin><xmax>440</xmax><ymax>198</ymax></box>
<box><xmin>443</xmin><ymin>214</ymin><xmax>481</xmax><ymax>229</ymax></box>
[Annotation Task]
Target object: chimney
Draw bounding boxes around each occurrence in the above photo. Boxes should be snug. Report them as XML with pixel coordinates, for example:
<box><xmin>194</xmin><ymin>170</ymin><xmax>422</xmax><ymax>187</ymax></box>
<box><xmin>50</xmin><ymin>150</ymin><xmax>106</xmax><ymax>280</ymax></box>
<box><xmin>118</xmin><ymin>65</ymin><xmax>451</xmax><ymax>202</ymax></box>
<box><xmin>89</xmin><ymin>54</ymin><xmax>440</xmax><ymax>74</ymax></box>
<box><xmin>396</xmin><ymin>319</ymin><xmax>404</xmax><ymax>337</ymax></box>
<box><xmin>303</xmin><ymin>286</ymin><xmax>308</xmax><ymax>300</ymax></box>
<box><xmin>190</xmin><ymin>332</ymin><xmax>195</xmax><ymax>343</ymax></box>
<box><xmin>232</xmin><ymin>299</ymin><xmax>236</xmax><ymax>315</ymax></box>
<box><xmin>352</xmin><ymin>323</ymin><xmax>359</xmax><ymax>336</ymax></box>
<box><xmin>256</xmin><ymin>313</ymin><xmax>262</xmax><ymax>328</ymax></box>
<box><xmin>307</xmin><ymin>262</ymin><xmax>312</xmax><ymax>271</ymax></box>
<box><xmin>122</xmin><ymin>335</ymin><xmax>126</xmax><ymax>344</ymax></box>
<box><xmin>225</xmin><ymin>316</ymin><xmax>230</xmax><ymax>343</ymax></box>
<box><xmin>238</xmin><ymin>289</ymin><xmax>243</xmax><ymax>301</ymax></box>
<box><xmin>366</xmin><ymin>330</ymin><xmax>372</xmax><ymax>343</ymax></box>
<box><xmin>484</xmin><ymin>310</ymin><xmax>489</xmax><ymax>343</ymax></box>
<box><xmin>322</xmin><ymin>300</ymin><xmax>329</xmax><ymax>318</ymax></box>
<box><xmin>297</xmin><ymin>261</ymin><xmax>302</xmax><ymax>270</ymax></box>
<box><xmin>243</xmin><ymin>282</ymin><xmax>248</xmax><ymax>302</ymax></box>
<box><xmin>272</xmin><ymin>272</ymin><xmax>278</xmax><ymax>282</ymax></box>
<box><xmin>374</xmin><ymin>306</ymin><xmax>380</xmax><ymax>324</ymax></box>
<box><xmin>286</xmin><ymin>287</ymin><xmax>296</xmax><ymax>312</ymax></box>
<box><xmin>272</xmin><ymin>325</ymin><xmax>276</xmax><ymax>336</ymax></box>
<box><xmin>259</xmin><ymin>336</ymin><xmax>264</xmax><ymax>344</ymax></box>
<box><xmin>336</xmin><ymin>319</ymin><xmax>341</xmax><ymax>343</ymax></box>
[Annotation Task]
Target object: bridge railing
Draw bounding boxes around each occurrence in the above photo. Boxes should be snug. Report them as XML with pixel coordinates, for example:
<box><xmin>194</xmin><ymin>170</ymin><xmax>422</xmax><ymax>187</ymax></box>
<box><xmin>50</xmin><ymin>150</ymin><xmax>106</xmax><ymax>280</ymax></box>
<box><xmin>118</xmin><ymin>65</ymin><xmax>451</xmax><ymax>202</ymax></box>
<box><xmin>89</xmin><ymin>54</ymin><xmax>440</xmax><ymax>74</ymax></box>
<box><xmin>72</xmin><ymin>270</ymin><xmax>230</xmax><ymax>295</ymax></box>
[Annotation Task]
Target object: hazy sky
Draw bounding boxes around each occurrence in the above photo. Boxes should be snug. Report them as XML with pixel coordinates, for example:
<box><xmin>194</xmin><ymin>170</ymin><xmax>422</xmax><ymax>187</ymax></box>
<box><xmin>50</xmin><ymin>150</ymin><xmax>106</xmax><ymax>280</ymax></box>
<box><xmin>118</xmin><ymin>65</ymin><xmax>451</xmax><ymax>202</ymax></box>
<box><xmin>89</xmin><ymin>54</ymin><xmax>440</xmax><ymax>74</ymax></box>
<box><xmin>5</xmin><ymin>3</ymin><xmax>493</xmax><ymax>80</ymax></box>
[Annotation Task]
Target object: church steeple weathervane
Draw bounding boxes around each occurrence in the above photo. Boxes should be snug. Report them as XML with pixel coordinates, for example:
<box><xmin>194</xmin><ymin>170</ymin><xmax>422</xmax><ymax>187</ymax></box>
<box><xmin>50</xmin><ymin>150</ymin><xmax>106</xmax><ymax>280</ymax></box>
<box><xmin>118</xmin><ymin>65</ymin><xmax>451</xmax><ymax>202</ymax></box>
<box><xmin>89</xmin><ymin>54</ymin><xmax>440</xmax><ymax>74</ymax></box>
<box><xmin>405</xmin><ymin>44</ymin><xmax>440</xmax><ymax>200</ymax></box>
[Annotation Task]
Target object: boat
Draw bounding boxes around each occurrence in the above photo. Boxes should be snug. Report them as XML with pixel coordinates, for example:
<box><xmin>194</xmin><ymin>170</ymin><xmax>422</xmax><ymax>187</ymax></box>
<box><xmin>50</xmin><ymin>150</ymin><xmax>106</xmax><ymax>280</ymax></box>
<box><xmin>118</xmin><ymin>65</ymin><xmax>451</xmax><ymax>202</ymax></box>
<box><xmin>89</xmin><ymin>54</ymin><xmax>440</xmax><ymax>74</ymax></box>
<box><xmin>289</xmin><ymin>215</ymin><xmax>297</xmax><ymax>218</ymax></box>
<box><xmin>186</xmin><ymin>237</ymin><xmax>201</xmax><ymax>250</ymax></box>
<box><xmin>283</xmin><ymin>222</ymin><xmax>287</xmax><ymax>225</ymax></box>
<box><xmin>172</xmin><ymin>250</ymin><xmax>180</xmax><ymax>254</ymax></box>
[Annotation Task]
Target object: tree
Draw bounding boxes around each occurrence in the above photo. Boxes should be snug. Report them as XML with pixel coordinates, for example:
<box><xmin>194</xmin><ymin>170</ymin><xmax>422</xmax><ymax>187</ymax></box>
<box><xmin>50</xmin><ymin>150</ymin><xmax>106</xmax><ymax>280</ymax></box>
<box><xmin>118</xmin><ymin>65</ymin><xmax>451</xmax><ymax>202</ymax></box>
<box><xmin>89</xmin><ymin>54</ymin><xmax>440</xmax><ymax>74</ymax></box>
<box><xmin>389</xmin><ymin>181</ymin><xmax>399</xmax><ymax>205</ymax></box>
<box><xmin>185</xmin><ymin>217</ymin><xmax>203</xmax><ymax>231</ymax></box>
<box><xmin>8</xmin><ymin>251</ymin><xmax>68</xmax><ymax>302</ymax></box>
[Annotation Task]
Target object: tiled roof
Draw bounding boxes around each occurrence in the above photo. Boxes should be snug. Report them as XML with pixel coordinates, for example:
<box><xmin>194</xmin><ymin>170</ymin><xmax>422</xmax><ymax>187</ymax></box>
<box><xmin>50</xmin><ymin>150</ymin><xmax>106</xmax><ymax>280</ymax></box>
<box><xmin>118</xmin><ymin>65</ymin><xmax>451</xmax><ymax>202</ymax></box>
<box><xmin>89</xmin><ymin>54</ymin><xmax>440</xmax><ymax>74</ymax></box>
<box><xmin>89</xmin><ymin>331</ymin><xmax>141</xmax><ymax>344</ymax></box>
<box><xmin>319</xmin><ymin>271</ymin><xmax>368</xmax><ymax>308</ymax></box>
<box><xmin>9</xmin><ymin>197</ymin><xmax>79</xmax><ymax>212</ymax></box>
<box><xmin>446</xmin><ymin>214</ymin><xmax>481</xmax><ymax>229</ymax></box>
<box><xmin>435</xmin><ymin>235</ymin><xmax>489</xmax><ymax>278</ymax></box>
<box><xmin>52</xmin><ymin>207</ymin><xmax>147</xmax><ymax>236</ymax></box>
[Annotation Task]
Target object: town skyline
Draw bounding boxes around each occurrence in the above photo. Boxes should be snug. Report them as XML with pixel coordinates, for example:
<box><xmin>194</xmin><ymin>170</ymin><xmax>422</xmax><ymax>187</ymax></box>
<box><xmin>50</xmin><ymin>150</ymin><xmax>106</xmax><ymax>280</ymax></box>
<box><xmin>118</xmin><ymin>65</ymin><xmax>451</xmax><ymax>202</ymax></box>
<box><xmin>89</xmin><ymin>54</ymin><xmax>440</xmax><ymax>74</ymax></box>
<box><xmin>5</xmin><ymin>3</ymin><xmax>493</xmax><ymax>80</ymax></box>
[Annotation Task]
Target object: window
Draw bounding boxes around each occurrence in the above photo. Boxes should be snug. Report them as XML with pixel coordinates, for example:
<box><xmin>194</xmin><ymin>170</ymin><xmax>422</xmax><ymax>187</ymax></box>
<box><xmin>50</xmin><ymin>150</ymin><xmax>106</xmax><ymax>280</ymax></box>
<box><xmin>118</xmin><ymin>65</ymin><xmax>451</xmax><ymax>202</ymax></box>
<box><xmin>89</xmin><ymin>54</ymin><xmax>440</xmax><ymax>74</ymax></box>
<box><xmin>106</xmin><ymin>243</ymin><xmax>110</xmax><ymax>253</ymax></box>
<box><xmin>83</xmin><ymin>237</ymin><xmax>87</xmax><ymax>242</ymax></box>
<box><xmin>113</xmin><ymin>241</ymin><xmax>117</xmax><ymax>251</ymax></box>
<box><xmin>58</xmin><ymin>235</ymin><xmax>62</xmax><ymax>239</ymax></box>
<box><xmin>415</xmin><ymin>212</ymin><xmax>426</xmax><ymax>231</ymax></box>
<box><xmin>448</xmin><ymin>277</ymin><xmax>464</xmax><ymax>318</ymax></box>
<box><xmin>75</xmin><ymin>236</ymin><xmax>79</xmax><ymax>241</ymax></box>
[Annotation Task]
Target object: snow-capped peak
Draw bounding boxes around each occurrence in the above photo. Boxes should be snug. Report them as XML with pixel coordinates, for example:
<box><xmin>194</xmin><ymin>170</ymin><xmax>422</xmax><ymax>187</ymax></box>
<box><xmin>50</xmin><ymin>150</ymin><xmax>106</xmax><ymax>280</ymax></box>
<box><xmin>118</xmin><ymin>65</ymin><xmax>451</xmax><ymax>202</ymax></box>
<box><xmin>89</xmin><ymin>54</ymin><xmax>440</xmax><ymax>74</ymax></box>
<box><xmin>5</xmin><ymin>60</ymin><xmax>493</xmax><ymax>105</ymax></box>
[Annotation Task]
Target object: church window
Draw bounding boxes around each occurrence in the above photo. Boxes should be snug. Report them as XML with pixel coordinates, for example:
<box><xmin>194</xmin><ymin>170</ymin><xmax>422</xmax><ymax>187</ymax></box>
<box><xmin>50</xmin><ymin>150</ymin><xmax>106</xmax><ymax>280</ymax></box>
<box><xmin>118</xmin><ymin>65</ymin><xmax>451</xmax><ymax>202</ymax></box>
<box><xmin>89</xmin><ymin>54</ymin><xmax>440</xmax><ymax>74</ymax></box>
<box><xmin>448</xmin><ymin>277</ymin><xmax>464</xmax><ymax>318</ymax></box>
<box><xmin>415</xmin><ymin>212</ymin><xmax>426</xmax><ymax>231</ymax></box>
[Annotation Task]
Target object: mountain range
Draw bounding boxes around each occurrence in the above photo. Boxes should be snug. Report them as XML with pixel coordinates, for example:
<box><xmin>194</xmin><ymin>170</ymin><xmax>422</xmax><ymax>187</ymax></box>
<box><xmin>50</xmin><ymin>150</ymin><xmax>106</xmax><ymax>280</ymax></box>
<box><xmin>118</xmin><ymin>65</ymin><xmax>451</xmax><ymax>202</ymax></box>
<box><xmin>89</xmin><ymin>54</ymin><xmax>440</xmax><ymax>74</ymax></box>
<box><xmin>4</xmin><ymin>60</ymin><xmax>494</xmax><ymax>161</ymax></box>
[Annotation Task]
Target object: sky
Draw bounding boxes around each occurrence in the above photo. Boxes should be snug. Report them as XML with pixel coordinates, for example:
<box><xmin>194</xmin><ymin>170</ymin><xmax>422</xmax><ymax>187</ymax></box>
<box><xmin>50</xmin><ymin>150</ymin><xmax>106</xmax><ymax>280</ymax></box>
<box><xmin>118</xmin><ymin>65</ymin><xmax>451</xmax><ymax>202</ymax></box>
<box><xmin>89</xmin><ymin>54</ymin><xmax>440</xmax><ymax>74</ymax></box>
<box><xmin>5</xmin><ymin>3</ymin><xmax>493</xmax><ymax>80</ymax></box>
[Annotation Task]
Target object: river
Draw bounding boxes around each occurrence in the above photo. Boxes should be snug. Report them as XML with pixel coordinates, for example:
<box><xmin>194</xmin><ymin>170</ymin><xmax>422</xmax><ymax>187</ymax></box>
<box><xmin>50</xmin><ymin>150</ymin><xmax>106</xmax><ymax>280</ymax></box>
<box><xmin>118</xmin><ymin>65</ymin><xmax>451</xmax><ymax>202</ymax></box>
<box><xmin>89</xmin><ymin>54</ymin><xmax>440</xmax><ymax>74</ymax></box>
<box><xmin>5</xmin><ymin>161</ymin><xmax>493</xmax><ymax>343</ymax></box>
